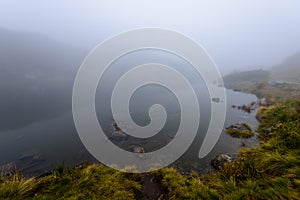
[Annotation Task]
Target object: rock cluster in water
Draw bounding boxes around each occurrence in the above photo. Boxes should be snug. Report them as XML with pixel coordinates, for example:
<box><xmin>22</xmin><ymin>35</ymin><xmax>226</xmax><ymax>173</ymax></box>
<box><xmin>231</xmin><ymin>100</ymin><xmax>271</xmax><ymax>113</ymax></box>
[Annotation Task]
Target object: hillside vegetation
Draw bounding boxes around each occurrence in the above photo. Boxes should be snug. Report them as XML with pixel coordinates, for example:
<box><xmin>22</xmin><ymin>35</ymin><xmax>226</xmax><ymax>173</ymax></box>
<box><xmin>223</xmin><ymin>52</ymin><xmax>300</xmax><ymax>103</ymax></box>
<box><xmin>223</xmin><ymin>69</ymin><xmax>270</xmax><ymax>89</ymax></box>
<box><xmin>270</xmin><ymin>52</ymin><xmax>300</xmax><ymax>83</ymax></box>
<box><xmin>223</xmin><ymin>51</ymin><xmax>300</xmax><ymax>85</ymax></box>
<box><xmin>223</xmin><ymin>69</ymin><xmax>300</xmax><ymax>103</ymax></box>
<box><xmin>1</xmin><ymin>99</ymin><xmax>299</xmax><ymax>199</ymax></box>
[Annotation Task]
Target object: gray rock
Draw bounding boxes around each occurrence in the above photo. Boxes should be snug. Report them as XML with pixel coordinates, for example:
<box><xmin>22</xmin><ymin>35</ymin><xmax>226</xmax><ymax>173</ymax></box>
<box><xmin>132</xmin><ymin>146</ymin><xmax>145</xmax><ymax>153</ymax></box>
<box><xmin>211</xmin><ymin>154</ymin><xmax>234</xmax><ymax>170</ymax></box>
<box><xmin>110</xmin><ymin>122</ymin><xmax>129</xmax><ymax>141</ymax></box>
<box><xmin>227</xmin><ymin>124</ymin><xmax>248</xmax><ymax>131</ymax></box>
<box><xmin>131</xmin><ymin>145</ymin><xmax>146</xmax><ymax>159</ymax></box>
<box><xmin>212</xmin><ymin>97</ymin><xmax>221</xmax><ymax>103</ymax></box>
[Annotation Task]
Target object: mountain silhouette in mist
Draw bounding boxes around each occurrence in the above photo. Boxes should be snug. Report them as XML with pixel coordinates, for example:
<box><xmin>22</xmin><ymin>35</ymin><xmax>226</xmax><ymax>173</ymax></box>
<box><xmin>270</xmin><ymin>51</ymin><xmax>300</xmax><ymax>83</ymax></box>
<box><xmin>0</xmin><ymin>28</ymin><xmax>86</xmax><ymax>130</ymax></box>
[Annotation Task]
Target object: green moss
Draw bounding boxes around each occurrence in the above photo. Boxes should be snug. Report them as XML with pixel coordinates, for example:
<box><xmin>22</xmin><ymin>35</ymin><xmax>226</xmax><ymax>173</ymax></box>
<box><xmin>1</xmin><ymin>165</ymin><xmax>142</xmax><ymax>200</ymax></box>
<box><xmin>241</xmin><ymin>122</ymin><xmax>252</xmax><ymax>130</ymax></box>
<box><xmin>154</xmin><ymin>168</ymin><xmax>220</xmax><ymax>200</ymax></box>
<box><xmin>226</xmin><ymin>129</ymin><xmax>254</xmax><ymax>138</ymax></box>
<box><xmin>226</xmin><ymin>123</ymin><xmax>254</xmax><ymax>138</ymax></box>
<box><xmin>0</xmin><ymin>173</ymin><xmax>38</xmax><ymax>200</ymax></box>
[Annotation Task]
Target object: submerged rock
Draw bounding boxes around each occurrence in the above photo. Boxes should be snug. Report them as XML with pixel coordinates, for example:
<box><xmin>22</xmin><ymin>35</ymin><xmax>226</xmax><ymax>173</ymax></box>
<box><xmin>130</xmin><ymin>145</ymin><xmax>146</xmax><ymax>159</ymax></box>
<box><xmin>211</xmin><ymin>154</ymin><xmax>234</xmax><ymax>170</ymax></box>
<box><xmin>19</xmin><ymin>152</ymin><xmax>45</xmax><ymax>162</ymax></box>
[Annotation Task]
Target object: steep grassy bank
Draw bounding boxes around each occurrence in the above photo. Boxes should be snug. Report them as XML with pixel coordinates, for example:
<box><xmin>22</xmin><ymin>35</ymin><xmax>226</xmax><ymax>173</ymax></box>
<box><xmin>1</xmin><ymin>100</ymin><xmax>299</xmax><ymax>199</ymax></box>
<box><xmin>155</xmin><ymin>99</ymin><xmax>300</xmax><ymax>199</ymax></box>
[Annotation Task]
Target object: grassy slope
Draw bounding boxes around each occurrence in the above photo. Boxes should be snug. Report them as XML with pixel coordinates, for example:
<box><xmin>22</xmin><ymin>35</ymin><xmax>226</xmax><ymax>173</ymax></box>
<box><xmin>0</xmin><ymin>165</ymin><xmax>142</xmax><ymax>200</ymax></box>
<box><xmin>1</xmin><ymin>100</ymin><xmax>299</xmax><ymax>199</ymax></box>
<box><xmin>156</xmin><ymin>100</ymin><xmax>300</xmax><ymax>199</ymax></box>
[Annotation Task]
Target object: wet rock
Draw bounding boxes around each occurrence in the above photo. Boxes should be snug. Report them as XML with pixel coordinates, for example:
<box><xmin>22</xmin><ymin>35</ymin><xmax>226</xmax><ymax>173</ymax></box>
<box><xmin>227</xmin><ymin>123</ymin><xmax>249</xmax><ymax>131</ymax></box>
<box><xmin>113</xmin><ymin>122</ymin><xmax>122</xmax><ymax>131</ymax></box>
<box><xmin>212</xmin><ymin>97</ymin><xmax>221</xmax><ymax>103</ymax></box>
<box><xmin>132</xmin><ymin>146</ymin><xmax>145</xmax><ymax>153</ymax></box>
<box><xmin>232</xmin><ymin>102</ymin><xmax>257</xmax><ymax>113</ymax></box>
<box><xmin>130</xmin><ymin>145</ymin><xmax>146</xmax><ymax>159</ymax></box>
<box><xmin>110</xmin><ymin>122</ymin><xmax>129</xmax><ymax>141</ymax></box>
<box><xmin>112</xmin><ymin>121</ymin><xmax>131</xmax><ymax>132</ymax></box>
<box><xmin>211</xmin><ymin>154</ymin><xmax>233</xmax><ymax>170</ymax></box>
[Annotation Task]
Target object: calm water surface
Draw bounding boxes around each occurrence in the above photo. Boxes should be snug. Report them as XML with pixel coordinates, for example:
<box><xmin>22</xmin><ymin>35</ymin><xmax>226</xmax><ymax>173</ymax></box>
<box><xmin>0</xmin><ymin>50</ymin><xmax>259</xmax><ymax>175</ymax></box>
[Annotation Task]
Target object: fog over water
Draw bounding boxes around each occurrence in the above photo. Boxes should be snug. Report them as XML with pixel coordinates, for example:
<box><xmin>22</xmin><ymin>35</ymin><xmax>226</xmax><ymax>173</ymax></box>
<box><xmin>0</xmin><ymin>1</ymin><xmax>299</xmax><ymax>175</ymax></box>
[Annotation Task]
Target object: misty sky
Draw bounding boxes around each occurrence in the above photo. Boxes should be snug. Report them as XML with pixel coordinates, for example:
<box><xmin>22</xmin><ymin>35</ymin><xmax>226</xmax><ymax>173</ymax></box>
<box><xmin>0</xmin><ymin>0</ymin><xmax>299</xmax><ymax>74</ymax></box>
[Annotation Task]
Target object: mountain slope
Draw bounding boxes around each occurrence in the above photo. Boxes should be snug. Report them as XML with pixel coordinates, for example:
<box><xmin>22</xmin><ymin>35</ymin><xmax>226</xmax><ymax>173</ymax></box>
<box><xmin>0</xmin><ymin>28</ymin><xmax>86</xmax><ymax>130</ymax></box>
<box><xmin>270</xmin><ymin>51</ymin><xmax>300</xmax><ymax>83</ymax></box>
<box><xmin>222</xmin><ymin>69</ymin><xmax>270</xmax><ymax>88</ymax></box>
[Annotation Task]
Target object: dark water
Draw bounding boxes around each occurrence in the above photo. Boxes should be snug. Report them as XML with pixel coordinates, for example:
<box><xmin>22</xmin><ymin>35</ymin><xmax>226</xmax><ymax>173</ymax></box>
<box><xmin>0</xmin><ymin>50</ymin><xmax>259</xmax><ymax>176</ymax></box>
<box><xmin>0</xmin><ymin>90</ymin><xmax>258</xmax><ymax>176</ymax></box>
